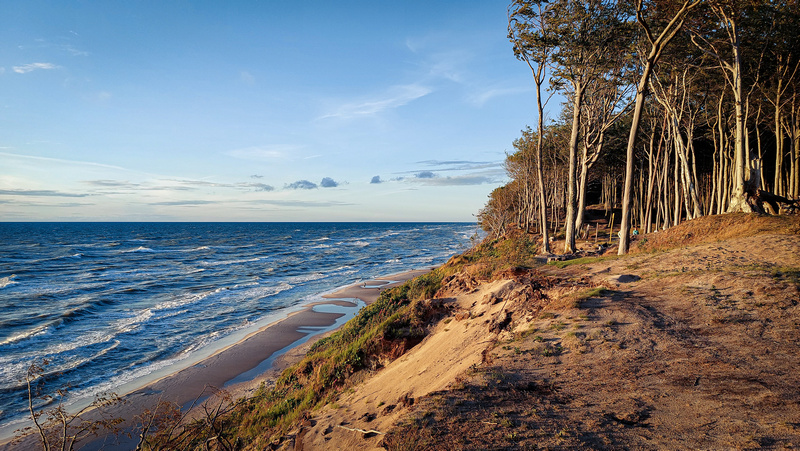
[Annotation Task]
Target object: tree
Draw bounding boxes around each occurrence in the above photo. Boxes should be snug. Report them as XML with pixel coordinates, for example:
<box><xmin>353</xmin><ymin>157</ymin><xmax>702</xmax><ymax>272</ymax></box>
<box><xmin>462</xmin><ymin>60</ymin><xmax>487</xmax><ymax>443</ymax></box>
<box><xmin>14</xmin><ymin>361</ymin><xmax>123</xmax><ymax>451</ymax></box>
<box><xmin>618</xmin><ymin>0</ymin><xmax>702</xmax><ymax>255</ymax></box>
<box><xmin>545</xmin><ymin>0</ymin><xmax>631</xmax><ymax>253</ymax></box>
<box><xmin>509</xmin><ymin>0</ymin><xmax>556</xmax><ymax>253</ymax></box>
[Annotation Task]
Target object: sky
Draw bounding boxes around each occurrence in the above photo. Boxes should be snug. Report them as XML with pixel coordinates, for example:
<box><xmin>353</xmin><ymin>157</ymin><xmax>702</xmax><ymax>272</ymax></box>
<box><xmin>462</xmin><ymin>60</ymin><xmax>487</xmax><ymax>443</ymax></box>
<box><xmin>0</xmin><ymin>1</ymin><xmax>543</xmax><ymax>222</ymax></box>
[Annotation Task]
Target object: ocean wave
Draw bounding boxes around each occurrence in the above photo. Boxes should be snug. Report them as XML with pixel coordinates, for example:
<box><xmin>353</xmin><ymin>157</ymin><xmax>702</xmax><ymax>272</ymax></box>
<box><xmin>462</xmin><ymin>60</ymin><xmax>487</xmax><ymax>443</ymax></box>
<box><xmin>0</xmin><ymin>323</ymin><xmax>52</xmax><ymax>346</ymax></box>
<box><xmin>0</xmin><ymin>275</ymin><xmax>16</xmax><ymax>289</ymax></box>
<box><xmin>200</xmin><ymin>257</ymin><xmax>261</xmax><ymax>266</ymax></box>
<box><xmin>238</xmin><ymin>282</ymin><xmax>294</xmax><ymax>301</ymax></box>
<box><xmin>0</xmin><ymin>335</ymin><xmax>123</xmax><ymax>390</ymax></box>
<box><xmin>153</xmin><ymin>287</ymin><xmax>227</xmax><ymax>312</ymax></box>
<box><xmin>287</xmin><ymin>272</ymin><xmax>326</xmax><ymax>284</ymax></box>
<box><xmin>41</xmin><ymin>331</ymin><xmax>111</xmax><ymax>356</ymax></box>
<box><xmin>123</xmin><ymin>246</ymin><xmax>155</xmax><ymax>253</ymax></box>
<box><xmin>111</xmin><ymin>309</ymin><xmax>154</xmax><ymax>335</ymax></box>
<box><xmin>349</xmin><ymin>241</ymin><xmax>369</xmax><ymax>247</ymax></box>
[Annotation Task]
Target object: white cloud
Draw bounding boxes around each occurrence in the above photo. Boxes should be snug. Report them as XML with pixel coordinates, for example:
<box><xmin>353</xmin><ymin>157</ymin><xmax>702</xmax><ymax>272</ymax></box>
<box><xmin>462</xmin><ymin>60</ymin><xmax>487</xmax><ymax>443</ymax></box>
<box><xmin>0</xmin><ymin>151</ymin><xmax>130</xmax><ymax>172</ymax></box>
<box><xmin>13</xmin><ymin>63</ymin><xmax>59</xmax><ymax>74</ymax></box>
<box><xmin>319</xmin><ymin>84</ymin><xmax>432</xmax><ymax>120</ymax></box>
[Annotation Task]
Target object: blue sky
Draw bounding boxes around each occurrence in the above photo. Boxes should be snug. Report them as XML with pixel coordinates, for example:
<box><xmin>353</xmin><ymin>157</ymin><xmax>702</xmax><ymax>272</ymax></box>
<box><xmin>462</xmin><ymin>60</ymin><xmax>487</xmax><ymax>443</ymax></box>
<box><xmin>1</xmin><ymin>1</ymin><xmax>541</xmax><ymax>222</ymax></box>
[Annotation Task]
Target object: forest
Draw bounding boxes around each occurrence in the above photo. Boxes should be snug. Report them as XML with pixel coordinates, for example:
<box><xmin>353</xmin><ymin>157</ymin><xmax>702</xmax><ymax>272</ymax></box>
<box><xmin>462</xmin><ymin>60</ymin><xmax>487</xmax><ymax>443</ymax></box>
<box><xmin>479</xmin><ymin>0</ymin><xmax>800</xmax><ymax>254</ymax></box>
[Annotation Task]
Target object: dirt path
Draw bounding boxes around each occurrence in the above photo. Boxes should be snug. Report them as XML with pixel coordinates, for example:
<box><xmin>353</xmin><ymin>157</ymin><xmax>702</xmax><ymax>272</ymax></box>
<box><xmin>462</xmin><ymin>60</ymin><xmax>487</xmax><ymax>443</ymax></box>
<box><xmin>319</xmin><ymin>232</ymin><xmax>800</xmax><ymax>450</ymax></box>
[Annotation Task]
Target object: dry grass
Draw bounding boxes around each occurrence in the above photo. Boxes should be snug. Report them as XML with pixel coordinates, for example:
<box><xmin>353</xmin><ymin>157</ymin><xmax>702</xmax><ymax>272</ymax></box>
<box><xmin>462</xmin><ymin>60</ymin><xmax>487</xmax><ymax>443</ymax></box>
<box><xmin>631</xmin><ymin>213</ymin><xmax>800</xmax><ymax>253</ymax></box>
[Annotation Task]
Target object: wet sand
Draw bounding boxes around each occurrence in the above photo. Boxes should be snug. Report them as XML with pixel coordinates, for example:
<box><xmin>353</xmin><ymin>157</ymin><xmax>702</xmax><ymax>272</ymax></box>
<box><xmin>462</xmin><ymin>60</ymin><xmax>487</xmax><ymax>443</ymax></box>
<box><xmin>2</xmin><ymin>269</ymin><xmax>431</xmax><ymax>450</ymax></box>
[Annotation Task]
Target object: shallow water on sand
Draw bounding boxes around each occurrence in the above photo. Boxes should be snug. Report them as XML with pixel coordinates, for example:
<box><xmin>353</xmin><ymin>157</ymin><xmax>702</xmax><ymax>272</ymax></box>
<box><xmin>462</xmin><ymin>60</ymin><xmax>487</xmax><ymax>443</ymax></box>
<box><xmin>0</xmin><ymin>222</ymin><xmax>478</xmax><ymax>432</ymax></box>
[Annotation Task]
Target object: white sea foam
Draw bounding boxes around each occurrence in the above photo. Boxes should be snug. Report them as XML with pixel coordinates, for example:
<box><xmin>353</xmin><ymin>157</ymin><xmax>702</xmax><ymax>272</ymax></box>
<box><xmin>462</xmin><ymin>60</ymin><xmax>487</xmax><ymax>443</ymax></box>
<box><xmin>239</xmin><ymin>282</ymin><xmax>294</xmax><ymax>301</ymax></box>
<box><xmin>287</xmin><ymin>272</ymin><xmax>326</xmax><ymax>284</ymax></box>
<box><xmin>0</xmin><ymin>323</ymin><xmax>52</xmax><ymax>346</ymax></box>
<box><xmin>153</xmin><ymin>287</ymin><xmax>225</xmax><ymax>311</ymax></box>
<box><xmin>111</xmin><ymin>309</ymin><xmax>154</xmax><ymax>334</ymax></box>
<box><xmin>200</xmin><ymin>257</ymin><xmax>261</xmax><ymax>266</ymax></box>
<box><xmin>350</xmin><ymin>241</ymin><xmax>370</xmax><ymax>247</ymax></box>
<box><xmin>0</xmin><ymin>275</ymin><xmax>16</xmax><ymax>289</ymax></box>
<box><xmin>123</xmin><ymin>246</ymin><xmax>155</xmax><ymax>253</ymax></box>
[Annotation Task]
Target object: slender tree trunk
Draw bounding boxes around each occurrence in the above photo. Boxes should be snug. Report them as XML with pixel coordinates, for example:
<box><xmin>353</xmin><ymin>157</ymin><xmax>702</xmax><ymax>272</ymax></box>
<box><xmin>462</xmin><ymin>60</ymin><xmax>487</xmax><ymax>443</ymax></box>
<box><xmin>619</xmin><ymin>0</ymin><xmax>699</xmax><ymax>254</ymax></box>
<box><xmin>619</xmin><ymin>64</ymin><xmax>653</xmax><ymax>253</ymax></box>
<box><xmin>673</xmin><ymin>146</ymin><xmax>681</xmax><ymax>226</ymax></box>
<box><xmin>575</xmin><ymin>145</ymin><xmax>590</xmax><ymax>241</ymax></box>
<box><xmin>564</xmin><ymin>84</ymin><xmax>584</xmax><ymax>253</ymax></box>
<box><xmin>535</xmin><ymin>72</ymin><xmax>551</xmax><ymax>254</ymax></box>
<box><xmin>792</xmin><ymin>99</ymin><xmax>800</xmax><ymax>198</ymax></box>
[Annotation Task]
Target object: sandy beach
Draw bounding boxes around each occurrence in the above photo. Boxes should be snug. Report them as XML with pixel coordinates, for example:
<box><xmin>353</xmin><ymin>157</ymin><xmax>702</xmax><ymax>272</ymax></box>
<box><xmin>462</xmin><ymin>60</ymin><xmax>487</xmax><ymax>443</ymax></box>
<box><xmin>3</xmin><ymin>269</ymin><xmax>431</xmax><ymax>451</ymax></box>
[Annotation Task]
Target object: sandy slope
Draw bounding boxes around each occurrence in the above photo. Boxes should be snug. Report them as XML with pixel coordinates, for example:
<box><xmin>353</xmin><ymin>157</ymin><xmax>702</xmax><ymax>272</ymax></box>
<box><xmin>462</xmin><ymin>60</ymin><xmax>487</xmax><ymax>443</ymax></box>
<box><xmin>290</xmin><ymin>230</ymin><xmax>800</xmax><ymax>450</ymax></box>
<box><xmin>296</xmin><ymin>279</ymin><xmax>514</xmax><ymax>450</ymax></box>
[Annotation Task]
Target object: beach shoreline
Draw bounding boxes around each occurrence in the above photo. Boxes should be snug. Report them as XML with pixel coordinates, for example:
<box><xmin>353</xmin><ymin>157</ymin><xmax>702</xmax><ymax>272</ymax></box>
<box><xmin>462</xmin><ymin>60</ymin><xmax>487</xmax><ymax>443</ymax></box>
<box><xmin>1</xmin><ymin>268</ymin><xmax>432</xmax><ymax>450</ymax></box>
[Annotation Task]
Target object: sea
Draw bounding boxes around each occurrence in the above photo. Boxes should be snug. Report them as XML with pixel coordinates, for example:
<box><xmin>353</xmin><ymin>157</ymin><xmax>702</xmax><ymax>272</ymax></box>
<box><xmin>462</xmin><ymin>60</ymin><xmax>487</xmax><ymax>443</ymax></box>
<box><xmin>0</xmin><ymin>222</ymin><xmax>479</xmax><ymax>436</ymax></box>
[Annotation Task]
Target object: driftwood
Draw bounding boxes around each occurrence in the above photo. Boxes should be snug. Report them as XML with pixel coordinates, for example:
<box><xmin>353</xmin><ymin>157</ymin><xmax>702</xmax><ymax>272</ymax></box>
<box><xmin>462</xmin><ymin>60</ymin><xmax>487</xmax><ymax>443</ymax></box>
<box><xmin>756</xmin><ymin>189</ymin><xmax>800</xmax><ymax>214</ymax></box>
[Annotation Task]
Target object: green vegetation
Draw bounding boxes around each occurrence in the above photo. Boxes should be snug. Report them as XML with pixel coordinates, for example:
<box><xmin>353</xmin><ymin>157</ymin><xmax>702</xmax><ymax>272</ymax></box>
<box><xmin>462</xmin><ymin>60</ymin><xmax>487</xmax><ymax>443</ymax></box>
<box><xmin>442</xmin><ymin>231</ymin><xmax>547</xmax><ymax>282</ymax></box>
<box><xmin>142</xmin><ymin>269</ymin><xmax>449</xmax><ymax>449</ymax></box>
<box><xmin>771</xmin><ymin>266</ymin><xmax>800</xmax><ymax>289</ymax></box>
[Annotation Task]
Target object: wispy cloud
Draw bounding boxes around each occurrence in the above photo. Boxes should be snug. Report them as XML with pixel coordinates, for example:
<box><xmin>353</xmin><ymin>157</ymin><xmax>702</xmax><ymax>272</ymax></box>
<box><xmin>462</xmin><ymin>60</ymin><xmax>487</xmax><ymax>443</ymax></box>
<box><xmin>1</xmin><ymin>151</ymin><xmax>131</xmax><ymax>172</ymax></box>
<box><xmin>319</xmin><ymin>84</ymin><xmax>432</xmax><ymax>120</ymax></box>
<box><xmin>415</xmin><ymin>174</ymin><xmax>497</xmax><ymax>186</ymax></box>
<box><xmin>241</xmin><ymin>183</ymin><xmax>274</xmax><ymax>192</ymax></box>
<box><xmin>150</xmin><ymin>200</ymin><xmax>217</xmax><ymax>206</ymax></box>
<box><xmin>63</xmin><ymin>45</ymin><xmax>88</xmax><ymax>57</ymax></box>
<box><xmin>163</xmin><ymin>179</ymin><xmax>277</xmax><ymax>192</ymax></box>
<box><xmin>249</xmin><ymin>199</ymin><xmax>354</xmax><ymax>208</ymax></box>
<box><xmin>0</xmin><ymin>189</ymin><xmax>89</xmax><ymax>198</ymax></box>
<box><xmin>415</xmin><ymin>160</ymin><xmax>500</xmax><ymax>172</ymax></box>
<box><xmin>226</xmin><ymin>145</ymin><xmax>296</xmax><ymax>161</ymax></box>
<box><xmin>13</xmin><ymin>62</ymin><xmax>59</xmax><ymax>74</ymax></box>
<box><xmin>240</xmin><ymin>70</ymin><xmax>255</xmax><ymax>85</ymax></box>
<box><xmin>467</xmin><ymin>86</ymin><xmax>531</xmax><ymax>107</ymax></box>
<box><xmin>83</xmin><ymin>180</ymin><xmax>140</xmax><ymax>188</ymax></box>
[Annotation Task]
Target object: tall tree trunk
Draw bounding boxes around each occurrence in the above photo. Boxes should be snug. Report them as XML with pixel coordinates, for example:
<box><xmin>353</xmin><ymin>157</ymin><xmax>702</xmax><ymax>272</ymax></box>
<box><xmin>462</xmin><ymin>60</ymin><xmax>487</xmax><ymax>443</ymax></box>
<box><xmin>564</xmin><ymin>83</ymin><xmax>585</xmax><ymax>253</ymax></box>
<box><xmin>619</xmin><ymin>0</ymin><xmax>699</xmax><ymax>254</ymax></box>
<box><xmin>535</xmin><ymin>70</ymin><xmax>551</xmax><ymax>253</ymax></box>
